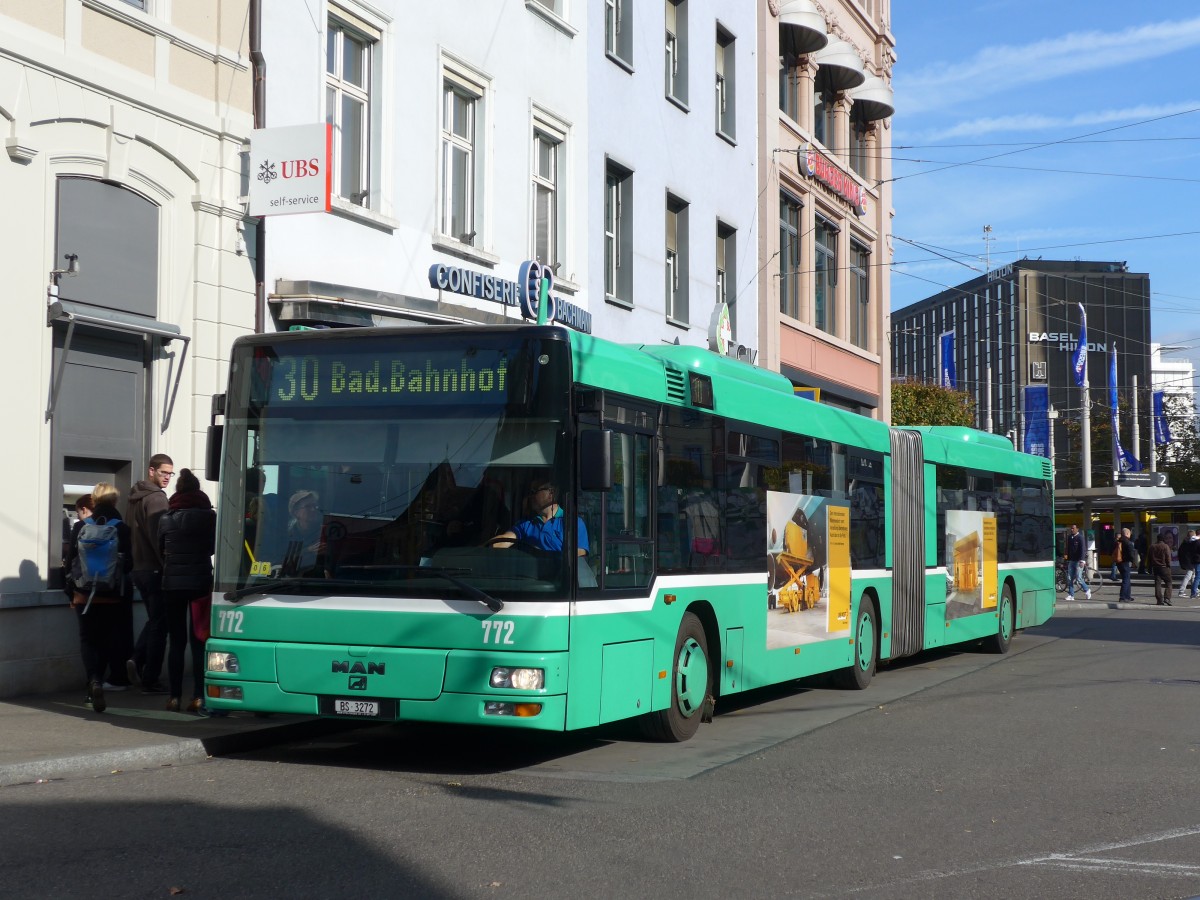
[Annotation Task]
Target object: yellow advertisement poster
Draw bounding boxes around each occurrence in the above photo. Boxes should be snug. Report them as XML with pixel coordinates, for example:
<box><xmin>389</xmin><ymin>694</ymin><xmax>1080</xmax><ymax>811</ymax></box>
<box><xmin>826</xmin><ymin>505</ymin><xmax>851</xmax><ymax>632</ymax></box>
<box><xmin>765</xmin><ymin>491</ymin><xmax>852</xmax><ymax>649</ymax></box>
<box><xmin>981</xmin><ymin>515</ymin><xmax>998</xmax><ymax>609</ymax></box>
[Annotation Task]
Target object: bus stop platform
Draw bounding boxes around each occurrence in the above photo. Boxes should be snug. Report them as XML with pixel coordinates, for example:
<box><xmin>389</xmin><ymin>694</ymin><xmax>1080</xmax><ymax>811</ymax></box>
<box><xmin>0</xmin><ymin>688</ymin><xmax>347</xmax><ymax>788</ymax></box>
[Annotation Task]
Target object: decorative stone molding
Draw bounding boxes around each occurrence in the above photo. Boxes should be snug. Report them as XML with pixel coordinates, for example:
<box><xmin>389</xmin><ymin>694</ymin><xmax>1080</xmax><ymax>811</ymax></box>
<box><xmin>6</xmin><ymin>136</ymin><xmax>37</xmax><ymax>163</ymax></box>
<box><xmin>768</xmin><ymin>0</ymin><xmax>782</xmax><ymax>17</ymax></box>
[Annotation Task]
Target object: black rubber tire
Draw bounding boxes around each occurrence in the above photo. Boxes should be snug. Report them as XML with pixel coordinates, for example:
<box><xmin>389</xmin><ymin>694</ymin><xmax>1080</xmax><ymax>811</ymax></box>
<box><xmin>833</xmin><ymin>595</ymin><xmax>877</xmax><ymax>690</ymax></box>
<box><xmin>640</xmin><ymin>612</ymin><xmax>711</xmax><ymax>742</ymax></box>
<box><xmin>983</xmin><ymin>584</ymin><xmax>1015</xmax><ymax>654</ymax></box>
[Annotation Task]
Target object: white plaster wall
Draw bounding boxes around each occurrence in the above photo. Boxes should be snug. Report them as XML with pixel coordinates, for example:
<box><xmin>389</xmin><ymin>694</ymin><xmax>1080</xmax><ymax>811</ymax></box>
<box><xmin>586</xmin><ymin>0</ymin><xmax>759</xmax><ymax>352</ymax></box>
<box><xmin>0</xmin><ymin>5</ymin><xmax>253</xmax><ymax>695</ymax></box>
<box><xmin>263</xmin><ymin>1</ymin><xmax>591</xmax><ymax>323</ymax></box>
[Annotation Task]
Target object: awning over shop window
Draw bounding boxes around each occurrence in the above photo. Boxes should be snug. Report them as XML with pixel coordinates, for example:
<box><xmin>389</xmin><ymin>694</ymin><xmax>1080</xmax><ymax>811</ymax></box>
<box><xmin>46</xmin><ymin>299</ymin><xmax>190</xmax><ymax>427</ymax></box>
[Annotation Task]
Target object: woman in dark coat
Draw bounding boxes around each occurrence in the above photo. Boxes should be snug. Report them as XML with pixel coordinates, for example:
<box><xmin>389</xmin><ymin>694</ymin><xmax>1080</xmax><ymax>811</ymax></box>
<box><xmin>67</xmin><ymin>484</ymin><xmax>133</xmax><ymax>713</ymax></box>
<box><xmin>159</xmin><ymin>469</ymin><xmax>217</xmax><ymax>712</ymax></box>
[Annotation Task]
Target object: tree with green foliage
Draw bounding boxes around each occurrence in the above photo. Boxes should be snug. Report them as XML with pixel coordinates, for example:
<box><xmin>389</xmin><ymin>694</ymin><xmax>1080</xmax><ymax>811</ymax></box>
<box><xmin>891</xmin><ymin>380</ymin><xmax>977</xmax><ymax>427</ymax></box>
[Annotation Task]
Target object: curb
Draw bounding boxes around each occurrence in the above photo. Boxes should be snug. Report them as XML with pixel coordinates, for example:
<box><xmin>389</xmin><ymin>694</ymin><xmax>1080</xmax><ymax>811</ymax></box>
<box><xmin>0</xmin><ymin>717</ymin><xmax>365</xmax><ymax>788</ymax></box>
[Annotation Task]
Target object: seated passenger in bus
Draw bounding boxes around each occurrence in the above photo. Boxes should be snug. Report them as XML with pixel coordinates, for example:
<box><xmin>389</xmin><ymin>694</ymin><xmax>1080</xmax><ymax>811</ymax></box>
<box><xmin>490</xmin><ymin>475</ymin><xmax>589</xmax><ymax>557</ymax></box>
<box><xmin>282</xmin><ymin>489</ymin><xmax>325</xmax><ymax>576</ymax></box>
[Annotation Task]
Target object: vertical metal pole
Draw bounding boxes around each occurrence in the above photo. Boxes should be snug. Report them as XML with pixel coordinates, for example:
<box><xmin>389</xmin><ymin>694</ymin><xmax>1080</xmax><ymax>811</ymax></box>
<box><xmin>1080</xmin><ymin>354</ymin><xmax>1091</xmax><ymax>489</ymax></box>
<box><xmin>986</xmin><ymin>366</ymin><xmax>993</xmax><ymax>432</ymax></box>
<box><xmin>1131</xmin><ymin>375</ymin><xmax>1140</xmax><ymax>469</ymax></box>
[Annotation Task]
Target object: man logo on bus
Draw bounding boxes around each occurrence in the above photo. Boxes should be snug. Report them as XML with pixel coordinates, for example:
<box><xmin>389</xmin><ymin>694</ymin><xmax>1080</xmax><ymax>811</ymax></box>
<box><xmin>331</xmin><ymin>661</ymin><xmax>386</xmax><ymax>675</ymax></box>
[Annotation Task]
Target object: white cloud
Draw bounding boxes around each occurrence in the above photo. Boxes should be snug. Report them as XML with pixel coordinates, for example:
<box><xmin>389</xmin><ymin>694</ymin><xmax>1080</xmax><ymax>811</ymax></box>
<box><xmin>913</xmin><ymin>101</ymin><xmax>1200</xmax><ymax>141</ymax></box>
<box><xmin>899</xmin><ymin>17</ymin><xmax>1200</xmax><ymax>114</ymax></box>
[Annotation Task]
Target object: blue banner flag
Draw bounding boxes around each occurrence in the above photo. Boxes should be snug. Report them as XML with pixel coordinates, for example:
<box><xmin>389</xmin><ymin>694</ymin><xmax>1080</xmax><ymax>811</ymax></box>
<box><xmin>939</xmin><ymin>331</ymin><xmax>956</xmax><ymax>389</ymax></box>
<box><xmin>1109</xmin><ymin>345</ymin><xmax>1141</xmax><ymax>473</ymax></box>
<box><xmin>1023</xmin><ymin>385</ymin><xmax>1050</xmax><ymax>458</ymax></box>
<box><xmin>1071</xmin><ymin>303</ymin><xmax>1087</xmax><ymax>388</ymax></box>
<box><xmin>1153</xmin><ymin>390</ymin><xmax>1172</xmax><ymax>445</ymax></box>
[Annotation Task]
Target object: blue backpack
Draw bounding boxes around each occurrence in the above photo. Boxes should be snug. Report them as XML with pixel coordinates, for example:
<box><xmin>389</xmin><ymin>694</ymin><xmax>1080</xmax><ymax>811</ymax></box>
<box><xmin>75</xmin><ymin>515</ymin><xmax>124</xmax><ymax>612</ymax></box>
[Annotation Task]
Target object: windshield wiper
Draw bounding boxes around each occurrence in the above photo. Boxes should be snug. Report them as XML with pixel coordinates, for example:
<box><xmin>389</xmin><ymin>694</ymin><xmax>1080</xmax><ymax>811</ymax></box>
<box><xmin>228</xmin><ymin>566</ymin><xmax>505</xmax><ymax>613</ymax></box>
<box><xmin>224</xmin><ymin>577</ymin><xmax>330</xmax><ymax>602</ymax></box>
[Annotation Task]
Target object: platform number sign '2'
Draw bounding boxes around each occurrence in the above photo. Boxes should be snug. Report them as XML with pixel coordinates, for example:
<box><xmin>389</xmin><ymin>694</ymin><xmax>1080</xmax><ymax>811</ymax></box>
<box><xmin>481</xmin><ymin>620</ymin><xmax>515</xmax><ymax>644</ymax></box>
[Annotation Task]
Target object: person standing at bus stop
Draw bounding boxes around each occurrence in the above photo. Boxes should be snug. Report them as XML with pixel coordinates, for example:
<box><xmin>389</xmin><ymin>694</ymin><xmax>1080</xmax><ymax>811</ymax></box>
<box><xmin>128</xmin><ymin>453</ymin><xmax>174</xmax><ymax>693</ymax></box>
<box><xmin>1115</xmin><ymin>527</ymin><xmax>1135</xmax><ymax>602</ymax></box>
<box><xmin>1148</xmin><ymin>531</ymin><xmax>1174</xmax><ymax>606</ymax></box>
<box><xmin>1176</xmin><ymin>529</ymin><xmax>1198</xmax><ymax>599</ymax></box>
<box><xmin>1063</xmin><ymin>524</ymin><xmax>1090</xmax><ymax>601</ymax></box>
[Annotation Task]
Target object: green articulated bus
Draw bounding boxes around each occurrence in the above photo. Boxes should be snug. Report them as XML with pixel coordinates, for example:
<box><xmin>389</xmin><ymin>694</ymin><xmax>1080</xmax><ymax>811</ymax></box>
<box><xmin>203</xmin><ymin>324</ymin><xmax>1055</xmax><ymax>740</ymax></box>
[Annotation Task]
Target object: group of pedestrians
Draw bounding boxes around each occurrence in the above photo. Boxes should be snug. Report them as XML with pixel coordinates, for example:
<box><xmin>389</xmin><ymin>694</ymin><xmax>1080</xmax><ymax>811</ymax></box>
<box><xmin>1103</xmin><ymin>526</ymin><xmax>1200</xmax><ymax>606</ymax></box>
<box><xmin>64</xmin><ymin>454</ymin><xmax>215</xmax><ymax>714</ymax></box>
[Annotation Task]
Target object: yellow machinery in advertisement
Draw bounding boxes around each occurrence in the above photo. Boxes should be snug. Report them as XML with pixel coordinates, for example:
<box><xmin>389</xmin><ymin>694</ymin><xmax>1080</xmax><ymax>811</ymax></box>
<box><xmin>953</xmin><ymin>532</ymin><xmax>980</xmax><ymax>592</ymax></box>
<box><xmin>773</xmin><ymin>519</ymin><xmax>820</xmax><ymax>613</ymax></box>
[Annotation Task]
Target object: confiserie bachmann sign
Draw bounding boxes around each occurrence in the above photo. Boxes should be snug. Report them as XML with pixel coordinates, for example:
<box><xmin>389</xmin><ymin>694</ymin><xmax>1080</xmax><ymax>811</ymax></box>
<box><xmin>803</xmin><ymin>146</ymin><xmax>867</xmax><ymax>216</ymax></box>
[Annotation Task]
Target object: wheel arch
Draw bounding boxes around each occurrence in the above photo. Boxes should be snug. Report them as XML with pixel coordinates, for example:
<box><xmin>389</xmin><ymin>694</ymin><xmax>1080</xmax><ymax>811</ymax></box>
<box><xmin>684</xmin><ymin>599</ymin><xmax>721</xmax><ymax>697</ymax></box>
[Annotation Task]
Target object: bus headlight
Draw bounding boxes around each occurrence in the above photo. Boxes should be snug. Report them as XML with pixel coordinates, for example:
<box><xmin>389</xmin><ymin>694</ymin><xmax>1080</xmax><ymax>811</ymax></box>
<box><xmin>490</xmin><ymin>667</ymin><xmax>545</xmax><ymax>690</ymax></box>
<box><xmin>207</xmin><ymin>651</ymin><xmax>240</xmax><ymax>674</ymax></box>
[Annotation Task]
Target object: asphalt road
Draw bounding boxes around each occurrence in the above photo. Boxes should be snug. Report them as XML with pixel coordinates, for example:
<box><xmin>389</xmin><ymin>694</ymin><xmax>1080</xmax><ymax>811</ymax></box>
<box><xmin>4</xmin><ymin>604</ymin><xmax>1199</xmax><ymax>899</ymax></box>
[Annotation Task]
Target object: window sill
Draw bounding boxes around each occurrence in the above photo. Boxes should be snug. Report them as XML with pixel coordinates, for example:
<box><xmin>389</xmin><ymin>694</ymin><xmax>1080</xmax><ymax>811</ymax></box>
<box><xmin>329</xmin><ymin>197</ymin><xmax>401</xmax><ymax>232</ymax></box>
<box><xmin>605</xmin><ymin>293</ymin><xmax>633</xmax><ymax>310</ymax></box>
<box><xmin>666</xmin><ymin>94</ymin><xmax>690</xmax><ymax>114</ymax></box>
<box><xmin>553</xmin><ymin>275</ymin><xmax>581</xmax><ymax>295</ymax></box>
<box><xmin>431</xmin><ymin>234</ymin><xmax>501</xmax><ymax>267</ymax></box>
<box><xmin>606</xmin><ymin>51</ymin><xmax>634</xmax><ymax>74</ymax></box>
<box><xmin>525</xmin><ymin>0</ymin><xmax>577</xmax><ymax>37</ymax></box>
<box><xmin>666</xmin><ymin>315</ymin><xmax>690</xmax><ymax>330</ymax></box>
<box><xmin>717</xmin><ymin>129</ymin><xmax>737</xmax><ymax>147</ymax></box>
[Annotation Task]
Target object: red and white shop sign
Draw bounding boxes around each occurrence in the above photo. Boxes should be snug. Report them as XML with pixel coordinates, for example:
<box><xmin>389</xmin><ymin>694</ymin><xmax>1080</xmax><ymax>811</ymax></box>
<box><xmin>803</xmin><ymin>147</ymin><xmax>867</xmax><ymax>216</ymax></box>
<box><xmin>248</xmin><ymin>124</ymin><xmax>332</xmax><ymax>217</ymax></box>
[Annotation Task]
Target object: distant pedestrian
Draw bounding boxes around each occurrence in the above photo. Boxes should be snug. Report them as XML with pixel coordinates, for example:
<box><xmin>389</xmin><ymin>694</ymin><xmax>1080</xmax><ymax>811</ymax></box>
<box><xmin>1115</xmin><ymin>527</ymin><xmax>1135</xmax><ymax>602</ymax></box>
<box><xmin>159</xmin><ymin>469</ymin><xmax>216</xmax><ymax>714</ymax></box>
<box><xmin>67</xmin><ymin>483</ymin><xmax>133</xmax><ymax>712</ymax></box>
<box><xmin>1148</xmin><ymin>532</ymin><xmax>1173</xmax><ymax>606</ymax></box>
<box><xmin>1180</xmin><ymin>532</ymin><xmax>1200</xmax><ymax>602</ymax></box>
<box><xmin>1135</xmin><ymin>530</ymin><xmax>1148</xmax><ymax>576</ymax></box>
<box><xmin>1177</xmin><ymin>529</ymin><xmax>1198</xmax><ymax>599</ymax></box>
<box><xmin>1063</xmin><ymin>524</ymin><xmax>1090</xmax><ymax>600</ymax></box>
<box><xmin>128</xmin><ymin>453</ymin><xmax>174</xmax><ymax>694</ymax></box>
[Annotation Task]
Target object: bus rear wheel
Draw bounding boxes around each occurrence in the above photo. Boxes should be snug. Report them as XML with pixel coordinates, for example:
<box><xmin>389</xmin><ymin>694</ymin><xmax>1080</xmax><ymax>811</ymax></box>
<box><xmin>833</xmin><ymin>595</ymin><xmax>877</xmax><ymax>690</ymax></box>
<box><xmin>984</xmin><ymin>584</ymin><xmax>1015</xmax><ymax>654</ymax></box>
<box><xmin>641</xmin><ymin>612</ymin><xmax>711</xmax><ymax>742</ymax></box>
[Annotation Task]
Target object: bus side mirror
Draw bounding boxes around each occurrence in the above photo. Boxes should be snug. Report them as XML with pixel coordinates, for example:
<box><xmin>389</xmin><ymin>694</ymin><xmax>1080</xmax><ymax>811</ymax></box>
<box><xmin>205</xmin><ymin>424</ymin><xmax>223</xmax><ymax>483</ymax></box>
<box><xmin>580</xmin><ymin>429</ymin><xmax>613</xmax><ymax>492</ymax></box>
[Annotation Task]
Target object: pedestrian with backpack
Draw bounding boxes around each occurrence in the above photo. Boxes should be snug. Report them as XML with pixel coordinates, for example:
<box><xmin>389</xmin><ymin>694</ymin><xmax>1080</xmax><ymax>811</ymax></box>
<box><xmin>67</xmin><ymin>483</ymin><xmax>133</xmax><ymax>712</ymax></box>
<box><xmin>159</xmin><ymin>468</ymin><xmax>216</xmax><ymax>714</ymax></box>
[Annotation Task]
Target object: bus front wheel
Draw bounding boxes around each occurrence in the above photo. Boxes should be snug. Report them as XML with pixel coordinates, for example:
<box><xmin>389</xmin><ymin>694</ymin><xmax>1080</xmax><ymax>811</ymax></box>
<box><xmin>641</xmin><ymin>612</ymin><xmax>711</xmax><ymax>742</ymax></box>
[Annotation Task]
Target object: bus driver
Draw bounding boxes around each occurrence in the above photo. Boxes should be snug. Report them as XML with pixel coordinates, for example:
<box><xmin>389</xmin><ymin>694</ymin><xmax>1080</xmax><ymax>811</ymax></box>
<box><xmin>490</xmin><ymin>476</ymin><xmax>589</xmax><ymax>557</ymax></box>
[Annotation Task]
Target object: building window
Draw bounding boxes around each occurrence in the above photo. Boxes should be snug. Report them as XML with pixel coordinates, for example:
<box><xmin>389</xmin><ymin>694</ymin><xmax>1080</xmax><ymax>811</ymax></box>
<box><xmin>717</xmin><ymin>222</ymin><xmax>736</xmax><ymax>338</ymax></box>
<box><xmin>530</xmin><ymin>0</ymin><xmax>564</xmax><ymax>15</ymax></box>
<box><xmin>715</xmin><ymin>27</ymin><xmax>735</xmax><ymax>139</ymax></box>
<box><xmin>666</xmin><ymin>194</ymin><xmax>689</xmax><ymax>323</ymax></box>
<box><xmin>815</xmin><ymin>216</ymin><xmax>838</xmax><ymax>334</ymax></box>
<box><xmin>779</xmin><ymin>58</ymin><xmax>800</xmax><ymax>122</ymax></box>
<box><xmin>531</xmin><ymin>117</ymin><xmax>566</xmax><ymax>269</ymax></box>
<box><xmin>779</xmin><ymin>192</ymin><xmax>802</xmax><ymax>318</ymax></box>
<box><xmin>606</xmin><ymin>0</ymin><xmax>633</xmax><ymax>66</ymax></box>
<box><xmin>814</xmin><ymin>90</ymin><xmax>836</xmax><ymax>150</ymax></box>
<box><xmin>441</xmin><ymin>64</ymin><xmax>488</xmax><ymax>246</ymax></box>
<box><xmin>849</xmin><ymin>240</ymin><xmax>870</xmax><ymax>350</ymax></box>
<box><xmin>326</xmin><ymin>16</ymin><xmax>376</xmax><ymax>206</ymax></box>
<box><xmin>665</xmin><ymin>0</ymin><xmax>688</xmax><ymax>105</ymax></box>
<box><xmin>605</xmin><ymin>160</ymin><xmax>633</xmax><ymax>304</ymax></box>
<box><xmin>849</xmin><ymin>116</ymin><xmax>869</xmax><ymax>178</ymax></box>
<box><xmin>120</xmin><ymin>0</ymin><xmax>147</xmax><ymax>9</ymax></box>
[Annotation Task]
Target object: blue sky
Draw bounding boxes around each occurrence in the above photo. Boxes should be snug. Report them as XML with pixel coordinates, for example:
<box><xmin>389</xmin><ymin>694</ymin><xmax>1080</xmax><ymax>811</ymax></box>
<box><xmin>889</xmin><ymin>2</ymin><xmax>1200</xmax><ymax>391</ymax></box>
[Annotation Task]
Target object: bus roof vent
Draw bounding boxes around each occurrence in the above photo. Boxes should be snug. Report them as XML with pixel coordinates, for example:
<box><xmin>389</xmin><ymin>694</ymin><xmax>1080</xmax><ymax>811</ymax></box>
<box><xmin>665</xmin><ymin>368</ymin><xmax>688</xmax><ymax>403</ymax></box>
<box><xmin>1042</xmin><ymin>460</ymin><xmax>1053</xmax><ymax>480</ymax></box>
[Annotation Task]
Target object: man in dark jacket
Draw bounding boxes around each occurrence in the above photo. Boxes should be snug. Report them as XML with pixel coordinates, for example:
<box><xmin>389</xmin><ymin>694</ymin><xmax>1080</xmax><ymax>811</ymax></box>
<box><xmin>1177</xmin><ymin>530</ymin><xmax>1198</xmax><ymax>599</ymax></box>
<box><xmin>1148</xmin><ymin>532</ymin><xmax>1174</xmax><ymax>606</ymax></box>
<box><xmin>127</xmin><ymin>453</ymin><xmax>174</xmax><ymax>693</ymax></box>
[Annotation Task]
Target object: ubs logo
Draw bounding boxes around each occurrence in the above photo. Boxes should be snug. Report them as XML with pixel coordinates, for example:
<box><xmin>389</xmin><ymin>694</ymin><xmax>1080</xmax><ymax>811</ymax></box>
<box><xmin>257</xmin><ymin>160</ymin><xmax>277</xmax><ymax>184</ymax></box>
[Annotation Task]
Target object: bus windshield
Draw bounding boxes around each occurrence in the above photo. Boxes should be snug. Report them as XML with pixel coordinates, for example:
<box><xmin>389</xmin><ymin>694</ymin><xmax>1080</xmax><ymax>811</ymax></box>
<box><xmin>214</xmin><ymin>330</ymin><xmax>575</xmax><ymax>601</ymax></box>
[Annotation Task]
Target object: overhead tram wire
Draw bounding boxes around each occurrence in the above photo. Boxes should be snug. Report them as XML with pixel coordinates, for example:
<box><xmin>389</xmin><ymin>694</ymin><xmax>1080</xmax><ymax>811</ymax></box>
<box><xmin>881</xmin><ymin>106</ymin><xmax>1200</xmax><ymax>186</ymax></box>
